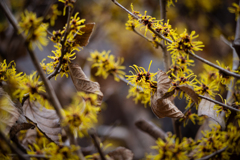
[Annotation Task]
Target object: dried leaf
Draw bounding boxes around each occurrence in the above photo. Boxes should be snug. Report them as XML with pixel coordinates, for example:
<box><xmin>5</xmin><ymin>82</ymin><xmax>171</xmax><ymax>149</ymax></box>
<box><xmin>68</xmin><ymin>62</ymin><xmax>103</xmax><ymax>106</ymax></box>
<box><xmin>75</xmin><ymin>23</ymin><xmax>95</xmax><ymax>47</ymax></box>
<box><xmin>177</xmin><ymin>84</ymin><xmax>199</xmax><ymax>104</ymax></box>
<box><xmin>0</xmin><ymin>88</ymin><xmax>20</xmax><ymax>135</ymax></box>
<box><xmin>23</xmin><ymin>100</ymin><xmax>61</xmax><ymax>143</ymax></box>
<box><xmin>156</xmin><ymin>70</ymin><xmax>172</xmax><ymax>99</ymax></box>
<box><xmin>108</xmin><ymin>147</ymin><xmax>134</xmax><ymax>160</ymax></box>
<box><xmin>21</xmin><ymin>128</ymin><xmax>37</xmax><ymax>148</ymax></box>
<box><xmin>151</xmin><ymin>93</ymin><xmax>184</xmax><ymax>118</ymax></box>
<box><xmin>198</xmin><ymin>93</ymin><xmax>225</xmax><ymax>129</ymax></box>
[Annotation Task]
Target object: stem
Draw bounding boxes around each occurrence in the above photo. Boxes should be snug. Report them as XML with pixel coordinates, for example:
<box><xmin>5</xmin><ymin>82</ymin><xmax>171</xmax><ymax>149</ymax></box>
<box><xmin>199</xmin><ymin>94</ymin><xmax>240</xmax><ymax>112</ymax></box>
<box><xmin>135</xmin><ymin>119</ymin><xmax>167</xmax><ymax>141</ymax></box>
<box><xmin>47</xmin><ymin>6</ymin><xmax>74</xmax><ymax>79</ymax></box>
<box><xmin>111</xmin><ymin>0</ymin><xmax>240</xmax><ymax>79</ymax></box>
<box><xmin>89</xmin><ymin>129</ymin><xmax>106</xmax><ymax>160</ymax></box>
<box><xmin>132</xmin><ymin>27</ymin><xmax>163</xmax><ymax>49</ymax></box>
<box><xmin>0</xmin><ymin>131</ymin><xmax>29</xmax><ymax>160</ymax></box>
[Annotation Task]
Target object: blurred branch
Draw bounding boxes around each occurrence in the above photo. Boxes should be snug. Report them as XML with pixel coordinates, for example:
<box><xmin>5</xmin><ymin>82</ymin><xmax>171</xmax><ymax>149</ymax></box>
<box><xmin>135</xmin><ymin>119</ymin><xmax>167</xmax><ymax>141</ymax></box>
<box><xmin>111</xmin><ymin>0</ymin><xmax>240</xmax><ymax>79</ymax></box>
<box><xmin>195</xmin><ymin>146</ymin><xmax>227</xmax><ymax>160</ymax></box>
<box><xmin>89</xmin><ymin>129</ymin><xmax>106</xmax><ymax>160</ymax></box>
<box><xmin>47</xmin><ymin>6</ymin><xmax>74</xmax><ymax>79</ymax></box>
<box><xmin>0</xmin><ymin>131</ymin><xmax>29</xmax><ymax>160</ymax></box>
<box><xmin>132</xmin><ymin>27</ymin><xmax>163</xmax><ymax>49</ymax></box>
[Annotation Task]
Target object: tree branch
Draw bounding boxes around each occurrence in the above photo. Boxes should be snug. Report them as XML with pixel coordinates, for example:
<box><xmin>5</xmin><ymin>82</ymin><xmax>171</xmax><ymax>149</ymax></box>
<box><xmin>135</xmin><ymin>119</ymin><xmax>167</xmax><ymax>141</ymax></box>
<box><xmin>0</xmin><ymin>131</ymin><xmax>29</xmax><ymax>160</ymax></box>
<box><xmin>89</xmin><ymin>129</ymin><xmax>106</xmax><ymax>160</ymax></box>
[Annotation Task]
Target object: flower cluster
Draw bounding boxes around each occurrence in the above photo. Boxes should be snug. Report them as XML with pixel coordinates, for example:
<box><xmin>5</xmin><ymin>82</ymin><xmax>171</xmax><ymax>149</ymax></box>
<box><xmin>88</xmin><ymin>50</ymin><xmax>126</xmax><ymax>81</ymax></box>
<box><xmin>228</xmin><ymin>2</ymin><xmax>240</xmax><ymax>21</ymax></box>
<box><xmin>19</xmin><ymin>10</ymin><xmax>48</xmax><ymax>50</ymax></box>
<box><xmin>61</xmin><ymin>92</ymin><xmax>101</xmax><ymax>138</ymax></box>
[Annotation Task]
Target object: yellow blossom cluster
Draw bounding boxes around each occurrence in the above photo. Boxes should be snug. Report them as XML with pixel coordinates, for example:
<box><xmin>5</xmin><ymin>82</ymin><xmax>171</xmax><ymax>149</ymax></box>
<box><xmin>61</xmin><ymin>92</ymin><xmax>101</xmax><ymax>138</ymax></box>
<box><xmin>88</xmin><ymin>50</ymin><xmax>126</xmax><ymax>81</ymax></box>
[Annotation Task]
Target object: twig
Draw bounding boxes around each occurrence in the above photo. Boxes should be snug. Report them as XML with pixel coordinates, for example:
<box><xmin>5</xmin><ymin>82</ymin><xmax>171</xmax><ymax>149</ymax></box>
<box><xmin>47</xmin><ymin>6</ymin><xmax>74</xmax><ymax>79</ymax></box>
<box><xmin>46</xmin><ymin>29</ymin><xmax>53</xmax><ymax>37</ymax></box>
<box><xmin>195</xmin><ymin>146</ymin><xmax>227</xmax><ymax>160</ymax></box>
<box><xmin>89</xmin><ymin>129</ymin><xmax>106</xmax><ymax>160</ymax></box>
<box><xmin>135</xmin><ymin>119</ymin><xmax>167</xmax><ymax>141</ymax></box>
<box><xmin>111</xmin><ymin>0</ymin><xmax>240</xmax><ymax>79</ymax></box>
<box><xmin>199</xmin><ymin>94</ymin><xmax>240</xmax><ymax>112</ymax></box>
<box><xmin>176</xmin><ymin>103</ymin><xmax>195</xmax><ymax>124</ymax></box>
<box><xmin>0</xmin><ymin>131</ymin><xmax>29</xmax><ymax>160</ymax></box>
<box><xmin>132</xmin><ymin>27</ymin><xmax>163</xmax><ymax>49</ymax></box>
<box><xmin>101</xmin><ymin>120</ymin><xmax>121</xmax><ymax>142</ymax></box>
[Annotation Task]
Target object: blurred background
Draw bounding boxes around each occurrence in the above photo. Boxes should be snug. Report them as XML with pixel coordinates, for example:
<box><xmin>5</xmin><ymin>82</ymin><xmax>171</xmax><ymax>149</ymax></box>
<box><xmin>0</xmin><ymin>0</ymin><xmax>238</xmax><ymax>159</ymax></box>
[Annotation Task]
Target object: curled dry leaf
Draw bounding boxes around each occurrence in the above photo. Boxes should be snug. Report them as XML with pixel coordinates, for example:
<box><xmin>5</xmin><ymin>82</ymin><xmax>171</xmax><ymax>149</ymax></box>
<box><xmin>23</xmin><ymin>100</ymin><xmax>61</xmax><ymax>143</ymax></box>
<box><xmin>75</xmin><ymin>23</ymin><xmax>95</xmax><ymax>47</ymax></box>
<box><xmin>68</xmin><ymin>62</ymin><xmax>103</xmax><ymax>106</ymax></box>
<box><xmin>10</xmin><ymin>123</ymin><xmax>34</xmax><ymax>140</ymax></box>
<box><xmin>0</xmin><ymin>88</ymin><xmax>20</xmax><ymax>135</ymax></box>
<box><xmin>151</xmin><ymin>94</ymin><xmax>184</xmax><ymax>118</ymax></box>
<box><xmin>177</xmin><ymin>84</ymin><xmax>199</xmax><ymax>104</ymax></box>
<box><xmin>108</xmin><ymin>147</ymin><xmax>134</xmax><ymax>160</ymax></box>
<box><xmin>156</xmin><ymin>70</ymin><xmax>173</xmax><ymax>99</ymax></box>
<box><xmin>198</xmin><ymin>93</ymin><xmax>226</xmax><ymax>129</ymax></box>
<box><xmin>21</xmin><ymin>128</ymin><xmax>37</xmax><ymax>148</ymax></box>
<box><xmin>150</xmin><ymin>70</ymin><xmax>184</xmax><ymax>118</ymax></box>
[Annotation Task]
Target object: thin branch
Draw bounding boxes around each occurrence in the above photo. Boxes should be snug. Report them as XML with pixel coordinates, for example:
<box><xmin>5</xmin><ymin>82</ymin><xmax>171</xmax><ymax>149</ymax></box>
<box><xmin>176</xmin><ymin>103</ymin><xmax>195</xmax><ymax>124</ymax></box>
<box><xmin>132</xmin><ymin>27</ymin><xmax>163</xmax><ymax>49</ymax></box>
<box><xmin>46</xmin><ymin>29</ymin><xmax>53</xmax><ymax>37</ymax></box>
<box><xmin>111</xmin><ymin>0</ymin><xmax>240</xmax><ymax>79</ymax></box>
<box><xmin>135</xmin><ymin>119</ymin><xmax>167</xmax><ymax>141</ymax></box>
<box><xmin>101</xmin><ymin>120</ymin><xmax>121</xmax><ymax>142</ymax></box>
<box><xmin>199</xmin><ymin>94</ymin><xmax>240</xmax><ymax>112</ymax></box>
<box><xmin>89</xmin><ymin>129</ymin><xmax>106</xmax><ymax>160</ymax></box>
<box><xmin>195</xmin><ymin>146</ymin><xmax>227</xmax><ymax>160</ymax></box>
<box><xmin>0</xmin><ymin>131</ymin><xmax>29</xmax><ymax>160</ymax></box>
<box><xmin>47</xmin><ymin>6</ymin><xmax>74</xmax><ymax>79</ymax></box>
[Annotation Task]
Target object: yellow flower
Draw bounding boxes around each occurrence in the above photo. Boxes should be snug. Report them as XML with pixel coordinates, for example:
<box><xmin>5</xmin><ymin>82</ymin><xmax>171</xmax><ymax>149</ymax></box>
<box><xmin>228</xmin><ymin>3</ymin><xmax>240</xmax><ymax>21</ymax></box>
<box><xmin>127</xmin><ymin>86</ymin><xmax>151</xmax><ymax>107</ymax></box>
<box><xmin>58</xmin><ymin>0</ymin><xmax>74</xmax><ymax>16</ymax></box>
<box><xmin>46</xmin><ymin>4</ymin><xmax>62</xmax><ymax>26</ymax></box>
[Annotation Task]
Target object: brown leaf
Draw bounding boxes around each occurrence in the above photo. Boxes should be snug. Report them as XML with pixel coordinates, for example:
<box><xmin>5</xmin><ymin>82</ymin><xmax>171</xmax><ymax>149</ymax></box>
<box><xmin>151</xmin><ymin>92</ymin><xmax>184</xmax><ymax>118</ymax></box>
<box><xmin>198</xmin><ymin>93</ymin><xmax>225</xmax><ymax>129</ymax></box>
<box><xmin>108</xmin><ymin>147</ymin><xmax>134</xmax><ymax>160</ymax></box>
<box><xmin>156</xmin><ymin>70</ymin><xmax>173</xmax><ymax>99</ymax></box>
<box><xmin>23</xmin><ymin>100</ymin><xmax>62</xmax><ymax>143</ymax></box>
<box><xmin>177</xmin><ymin>84</ymin><xmax>199</xmax><ymax>104</ymax></box>
<box><xmin>21</xmin><ymin>128</ymin><xmax>37</xmax><ymax>148</ymax></box>
<box><xmin>0</xmin><ymin>88</ymin><xmax>20</xmax><ymax>135</ymax></box>
<box><xmin>75</xmin><ymin>23</ymin><xmax>95</xmax><ymax>47</ymax></box>
<box><xmin>68</xmin><ymin>62</ymin><xmax>103</xmax><ymax>106</ymax></box>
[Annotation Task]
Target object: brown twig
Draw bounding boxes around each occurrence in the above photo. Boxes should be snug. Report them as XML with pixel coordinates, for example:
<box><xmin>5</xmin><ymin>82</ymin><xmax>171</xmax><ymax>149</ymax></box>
<box><xmin>89</xmin><ymin>129</ymin><xmax>106</xmax><ymax>160</ymax></box>
<box><xmin>195</xmin><ymin>146</ymin><xmax>227</xmax><ymax>160</ymax></box>
<box><xmin>111</xmin><ymin>0</ymin><xmax>240</xmax><ymax>79</ymax></box>
<box><xmin>135</xmin><ymin>119</ymin><xmax>167</xmax><ymax>141</ymax></box>
<box><xmin>47</xmin><ymin>6</ymin><xmax>74</xmax><ymax>79</ymax></box>
<box><xmin>199</xmin><ymin>94</ymin><xmax>240</xmax><ymax>112</ymax></box>
<box><xmin>0</xmin><ymin>131</ymin><xmax>29</xmax><ymax>160</ymax></box>
<box><xmin>132</xmin><ymin>27</ymin><xmax>163</xmax><ymax>49</ymax></box>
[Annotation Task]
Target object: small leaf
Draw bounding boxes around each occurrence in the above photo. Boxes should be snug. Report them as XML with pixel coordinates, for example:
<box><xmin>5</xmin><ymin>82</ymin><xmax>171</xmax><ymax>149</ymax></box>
<box><xmin>198</xmin><ymin>93</ymin><xmax>225</xmax><ymax>129</ymax></box>
<box><xmin>68</xmin><ymin>62</ymin><xmax>103</xmax><ymax>106</ymax></box>
<box><xmin>23</xmin><ymin>100</ymin><xmax>62</xmax><ymax>143</ymax></box>
<box><xmin>0</xmin><ymin>88</ymin><xmax>20</xmax><ymax>135</ymax></box>
<box><xmin>177</xmin><ymin>84</ymin><xmax>199</xmax><ymax>104</ymax></box>
<box><xmin>108</xmin><ymin>147</ymin><xmax>134</xmax><ymax>160</ymax></box>
<box><xmin>151</xmin><ymin>93</ymin><xmax>184</xmax><ymax>118</ymax></box>
<box><xmin>156</xmin><ymin>70</ymin><xmax>172</xmax><ymax>99</ymax></box>
<box><xmin>75</xmin><ymin>23</ymin><xmax>95</xmax><ymax>47</ymax></box>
